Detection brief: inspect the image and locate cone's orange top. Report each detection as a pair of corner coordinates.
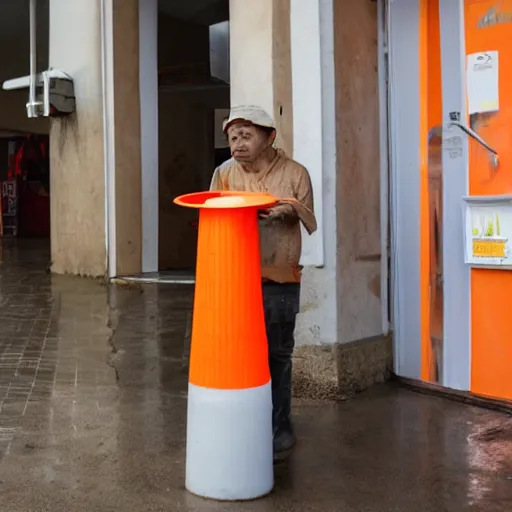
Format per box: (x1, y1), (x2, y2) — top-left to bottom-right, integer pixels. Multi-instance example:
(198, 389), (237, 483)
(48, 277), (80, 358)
(175, 190), (277, 390)
(174, 191), (276, 210)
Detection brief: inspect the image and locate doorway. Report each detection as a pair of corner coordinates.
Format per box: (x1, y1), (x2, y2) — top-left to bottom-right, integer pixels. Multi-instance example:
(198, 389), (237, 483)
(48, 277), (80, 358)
(122, 0), (230, 284)
(157, 9), (230, 275)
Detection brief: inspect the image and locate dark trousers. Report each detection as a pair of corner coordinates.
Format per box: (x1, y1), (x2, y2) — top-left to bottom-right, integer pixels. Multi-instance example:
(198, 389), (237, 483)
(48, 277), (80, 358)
(262, 282), (300, 435)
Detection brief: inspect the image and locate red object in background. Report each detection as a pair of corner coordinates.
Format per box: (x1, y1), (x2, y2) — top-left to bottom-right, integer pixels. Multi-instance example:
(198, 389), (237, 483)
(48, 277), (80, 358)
(5, 135), (51, 238)
(18, 184), (50, 238)
(8, 135), (47, 179)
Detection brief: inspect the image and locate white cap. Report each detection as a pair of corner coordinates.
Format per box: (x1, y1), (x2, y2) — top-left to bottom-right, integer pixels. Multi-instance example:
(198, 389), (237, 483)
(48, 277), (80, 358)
(222, 105), (276, 133)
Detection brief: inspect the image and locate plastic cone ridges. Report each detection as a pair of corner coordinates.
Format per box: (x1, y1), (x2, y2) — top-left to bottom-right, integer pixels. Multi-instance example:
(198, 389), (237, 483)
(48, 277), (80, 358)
(174, 191), (277, 501)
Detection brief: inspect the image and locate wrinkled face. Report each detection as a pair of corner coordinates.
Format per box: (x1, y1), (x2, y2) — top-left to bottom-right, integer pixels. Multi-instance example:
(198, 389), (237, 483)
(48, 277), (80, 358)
(226, 121), (275, 163)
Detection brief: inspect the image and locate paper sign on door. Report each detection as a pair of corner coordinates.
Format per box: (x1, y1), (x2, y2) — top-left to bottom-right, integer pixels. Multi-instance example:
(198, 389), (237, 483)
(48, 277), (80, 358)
(466, 51), (499, 115)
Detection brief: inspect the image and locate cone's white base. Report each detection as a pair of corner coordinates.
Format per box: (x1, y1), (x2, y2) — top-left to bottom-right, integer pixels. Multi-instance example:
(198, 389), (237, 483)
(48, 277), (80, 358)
(186, 381), (274, 501)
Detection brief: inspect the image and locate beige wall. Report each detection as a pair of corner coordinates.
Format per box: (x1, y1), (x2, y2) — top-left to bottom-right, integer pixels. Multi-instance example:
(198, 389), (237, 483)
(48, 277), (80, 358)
(272, 0), (293, 156)
(229, 0), (293, 154)
(113, 0), (142, 276)
(230, 0), (273, 113)
(334, 0), (382, 343)
(50, 0), (143, 277)
(49, 0), (106, 276)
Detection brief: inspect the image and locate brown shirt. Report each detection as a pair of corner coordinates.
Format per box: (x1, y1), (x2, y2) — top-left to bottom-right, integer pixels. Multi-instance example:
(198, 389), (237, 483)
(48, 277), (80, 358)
(210, 149), (317, 283)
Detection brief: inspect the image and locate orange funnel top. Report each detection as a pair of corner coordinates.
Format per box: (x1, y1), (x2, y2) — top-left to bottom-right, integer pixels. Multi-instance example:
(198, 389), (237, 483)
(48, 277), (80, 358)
(174, 191), (276, 210)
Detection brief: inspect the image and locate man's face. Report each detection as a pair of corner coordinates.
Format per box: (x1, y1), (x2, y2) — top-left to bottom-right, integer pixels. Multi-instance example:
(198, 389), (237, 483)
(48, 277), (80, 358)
(226, 122), (275, 163)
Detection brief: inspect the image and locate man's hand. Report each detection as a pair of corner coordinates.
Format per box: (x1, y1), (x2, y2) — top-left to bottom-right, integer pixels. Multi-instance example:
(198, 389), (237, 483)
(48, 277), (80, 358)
(258, 203), (298, 223)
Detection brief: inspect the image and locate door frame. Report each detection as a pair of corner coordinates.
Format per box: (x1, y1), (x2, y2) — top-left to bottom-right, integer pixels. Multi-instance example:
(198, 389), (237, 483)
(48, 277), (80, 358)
(439, 0), (471, 390)
(387, 0), (471, 389)
(388, 0), (424, 379)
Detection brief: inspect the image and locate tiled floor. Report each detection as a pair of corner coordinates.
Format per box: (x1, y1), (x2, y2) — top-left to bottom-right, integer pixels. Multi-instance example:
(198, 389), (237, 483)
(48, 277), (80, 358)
(0, 239), (511, 511)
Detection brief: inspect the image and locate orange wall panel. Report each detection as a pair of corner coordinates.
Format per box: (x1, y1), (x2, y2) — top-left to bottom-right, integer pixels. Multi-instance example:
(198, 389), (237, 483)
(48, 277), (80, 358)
(471, 269), (512, 400)
(427, 0), (442, 130)
(420, 0), (431, 381)
(465, 0), (512, 400)
(466, 0), (512, 196)
(421, 0), (443, 381)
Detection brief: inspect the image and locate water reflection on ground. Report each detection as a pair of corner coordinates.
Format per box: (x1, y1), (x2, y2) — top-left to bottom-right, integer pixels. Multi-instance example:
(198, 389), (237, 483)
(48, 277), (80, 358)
(0, 239), (511, 511)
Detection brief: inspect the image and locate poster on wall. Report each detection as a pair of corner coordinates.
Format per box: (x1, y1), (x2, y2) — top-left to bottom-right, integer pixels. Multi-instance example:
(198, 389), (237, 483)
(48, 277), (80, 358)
(466, 50), (499, 115)
(463, 196), (512, 266)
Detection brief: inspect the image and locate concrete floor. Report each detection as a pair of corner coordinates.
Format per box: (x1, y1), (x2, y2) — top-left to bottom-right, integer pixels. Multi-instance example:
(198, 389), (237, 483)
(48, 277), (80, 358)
(0, 240), (512, 511)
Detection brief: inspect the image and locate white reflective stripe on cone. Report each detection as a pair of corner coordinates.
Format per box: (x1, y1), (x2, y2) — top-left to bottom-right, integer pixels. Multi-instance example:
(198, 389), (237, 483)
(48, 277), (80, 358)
(186, 381), (274, 501)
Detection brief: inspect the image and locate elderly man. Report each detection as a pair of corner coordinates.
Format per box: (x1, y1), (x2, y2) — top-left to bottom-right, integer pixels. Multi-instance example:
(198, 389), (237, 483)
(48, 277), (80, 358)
(210, 105), (316, 460)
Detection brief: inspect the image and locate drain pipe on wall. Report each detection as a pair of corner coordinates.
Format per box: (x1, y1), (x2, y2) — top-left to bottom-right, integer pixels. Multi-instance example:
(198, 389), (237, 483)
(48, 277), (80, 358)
(100, 0), (117, 278)
(378, 0), (390, 336)
(27, 0), (38, 118)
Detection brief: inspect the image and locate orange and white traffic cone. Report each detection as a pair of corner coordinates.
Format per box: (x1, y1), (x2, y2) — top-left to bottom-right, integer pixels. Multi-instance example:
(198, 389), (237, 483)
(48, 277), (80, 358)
(174, 191), (276, 501)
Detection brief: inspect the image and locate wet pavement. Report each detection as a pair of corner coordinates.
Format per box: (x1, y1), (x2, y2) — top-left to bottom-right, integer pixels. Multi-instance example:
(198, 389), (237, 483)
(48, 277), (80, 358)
(0, 239), (511, 511)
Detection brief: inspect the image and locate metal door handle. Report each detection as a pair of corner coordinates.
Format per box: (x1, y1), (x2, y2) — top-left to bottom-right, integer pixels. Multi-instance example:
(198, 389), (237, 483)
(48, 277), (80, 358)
(449, 122), (499, 169)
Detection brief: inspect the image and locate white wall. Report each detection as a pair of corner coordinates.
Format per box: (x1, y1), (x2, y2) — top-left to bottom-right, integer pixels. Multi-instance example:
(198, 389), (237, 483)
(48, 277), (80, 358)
(291, 0), (337, 346)
(229, 0), (273, 114)
(50, 0), (103, 117)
